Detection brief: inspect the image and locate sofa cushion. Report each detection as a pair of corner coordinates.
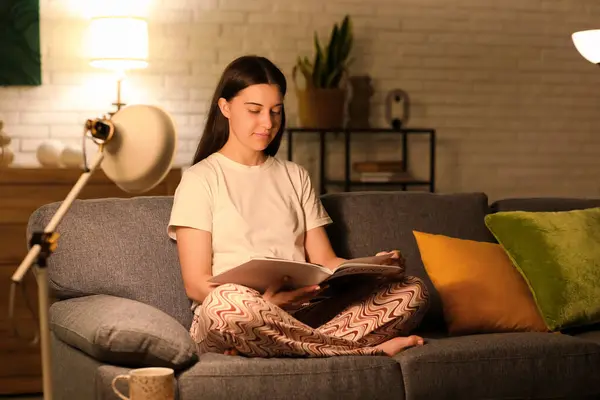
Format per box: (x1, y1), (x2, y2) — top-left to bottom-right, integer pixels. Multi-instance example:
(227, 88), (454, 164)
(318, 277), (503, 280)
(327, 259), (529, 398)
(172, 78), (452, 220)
(413, 231), (547, 335)
(396, 332), (600, 400)
(28, 196), (193, 329)
(50, 295), (198, 370)
(485, 208), (600, 331)
(177, 353), (403, 400)
(321, 192), (495, 332)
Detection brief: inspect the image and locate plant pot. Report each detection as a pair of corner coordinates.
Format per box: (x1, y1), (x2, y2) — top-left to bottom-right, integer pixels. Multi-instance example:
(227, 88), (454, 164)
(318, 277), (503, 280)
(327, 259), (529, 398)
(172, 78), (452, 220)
(296, 87), (346, 129)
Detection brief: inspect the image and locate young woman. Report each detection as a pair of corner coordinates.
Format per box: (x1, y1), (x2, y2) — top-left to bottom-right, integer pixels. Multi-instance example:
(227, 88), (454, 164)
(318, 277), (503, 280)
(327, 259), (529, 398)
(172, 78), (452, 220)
(168, 55), (429, 358)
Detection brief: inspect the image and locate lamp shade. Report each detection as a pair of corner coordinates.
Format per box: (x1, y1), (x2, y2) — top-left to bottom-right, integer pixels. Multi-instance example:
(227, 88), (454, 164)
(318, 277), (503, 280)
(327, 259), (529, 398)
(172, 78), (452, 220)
(102, 104), (177, 193)
(572, 30), (600, 64)
(89, 17), (149, 71)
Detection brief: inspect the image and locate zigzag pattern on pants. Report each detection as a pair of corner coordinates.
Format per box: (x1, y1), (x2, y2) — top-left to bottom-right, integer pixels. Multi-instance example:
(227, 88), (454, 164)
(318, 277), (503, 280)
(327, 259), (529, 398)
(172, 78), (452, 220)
(190, 276), (429, 358)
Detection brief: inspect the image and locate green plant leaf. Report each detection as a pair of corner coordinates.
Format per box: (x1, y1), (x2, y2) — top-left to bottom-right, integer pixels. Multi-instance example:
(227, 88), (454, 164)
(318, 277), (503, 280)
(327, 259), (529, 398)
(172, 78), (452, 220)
(294, 56), (313, 87)
(313, 49), (322, 86)
(327, 24), (339, 83)
(313, 32), (327, 87)
(338, 17), (349, 58)
(324, 64), (345, 88)
(339, 16), (353, 63)
(297, 15), (353, 89)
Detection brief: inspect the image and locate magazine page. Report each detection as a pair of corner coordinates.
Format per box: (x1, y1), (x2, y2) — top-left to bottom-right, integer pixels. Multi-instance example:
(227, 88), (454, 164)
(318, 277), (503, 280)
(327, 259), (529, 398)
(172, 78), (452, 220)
(326, 264), (401, 281)
(337, 252), (396, 269)
(208, 257), (332, 292)
(326, 253), (401, 280)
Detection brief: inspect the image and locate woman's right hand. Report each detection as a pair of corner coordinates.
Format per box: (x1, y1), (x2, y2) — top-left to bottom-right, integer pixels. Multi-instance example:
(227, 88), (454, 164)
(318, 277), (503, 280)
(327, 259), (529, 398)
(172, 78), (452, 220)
(263, 276), (321, 310)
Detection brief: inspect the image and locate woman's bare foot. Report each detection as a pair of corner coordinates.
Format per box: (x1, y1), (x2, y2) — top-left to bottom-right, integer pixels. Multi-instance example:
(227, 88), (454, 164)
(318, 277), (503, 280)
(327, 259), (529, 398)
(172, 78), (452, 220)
(223, 348), (239, 356)
(375, 335), (424, 356)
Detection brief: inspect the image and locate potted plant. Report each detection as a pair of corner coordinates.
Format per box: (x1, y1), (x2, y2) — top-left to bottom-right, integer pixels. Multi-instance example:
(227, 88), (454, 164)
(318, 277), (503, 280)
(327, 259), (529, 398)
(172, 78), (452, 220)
(293, 15), (353, 128)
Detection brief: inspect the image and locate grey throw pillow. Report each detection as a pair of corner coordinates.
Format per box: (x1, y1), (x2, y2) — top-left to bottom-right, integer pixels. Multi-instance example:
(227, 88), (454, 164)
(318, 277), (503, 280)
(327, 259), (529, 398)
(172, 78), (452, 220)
(50, 295), (198, 370)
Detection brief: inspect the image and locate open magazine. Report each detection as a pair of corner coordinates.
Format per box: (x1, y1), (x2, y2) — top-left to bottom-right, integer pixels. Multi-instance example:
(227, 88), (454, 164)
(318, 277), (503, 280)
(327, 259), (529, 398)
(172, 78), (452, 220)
(208, 253), (402, 293)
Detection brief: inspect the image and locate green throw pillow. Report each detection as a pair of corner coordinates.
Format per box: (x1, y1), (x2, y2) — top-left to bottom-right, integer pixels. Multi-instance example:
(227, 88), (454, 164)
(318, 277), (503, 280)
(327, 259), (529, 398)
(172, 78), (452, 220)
(484, 207), (600, 331)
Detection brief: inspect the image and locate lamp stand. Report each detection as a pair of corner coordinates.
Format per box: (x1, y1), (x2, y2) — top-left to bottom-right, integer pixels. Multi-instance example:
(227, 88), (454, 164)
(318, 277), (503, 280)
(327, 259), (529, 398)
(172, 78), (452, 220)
(111, 72), (127, 115)
(10, 118), (114, 400)
(113, 77), (126, 112)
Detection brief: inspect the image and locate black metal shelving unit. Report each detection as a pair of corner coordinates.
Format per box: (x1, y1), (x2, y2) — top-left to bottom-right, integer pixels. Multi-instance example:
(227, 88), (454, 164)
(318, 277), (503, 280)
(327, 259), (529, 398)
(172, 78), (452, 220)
(285, 127), (436, 195)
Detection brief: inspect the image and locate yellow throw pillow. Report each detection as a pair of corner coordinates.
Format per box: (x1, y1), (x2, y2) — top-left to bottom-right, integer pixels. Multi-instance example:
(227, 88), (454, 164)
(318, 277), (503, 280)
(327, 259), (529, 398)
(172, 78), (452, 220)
(413, 231), (548, 335)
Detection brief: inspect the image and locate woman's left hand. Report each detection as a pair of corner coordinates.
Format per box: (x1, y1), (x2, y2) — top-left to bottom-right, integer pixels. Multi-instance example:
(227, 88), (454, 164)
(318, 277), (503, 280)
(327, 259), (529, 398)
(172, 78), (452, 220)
(376, 250), (404, 266)
(375, 250), (406, 280)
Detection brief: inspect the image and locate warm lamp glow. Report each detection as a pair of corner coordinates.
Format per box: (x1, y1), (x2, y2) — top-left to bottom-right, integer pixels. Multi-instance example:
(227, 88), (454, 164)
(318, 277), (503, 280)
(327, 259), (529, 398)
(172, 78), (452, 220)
(572, 30), (600, 64)
(70, 0), (153, 19)
(89, 17), (149, 71)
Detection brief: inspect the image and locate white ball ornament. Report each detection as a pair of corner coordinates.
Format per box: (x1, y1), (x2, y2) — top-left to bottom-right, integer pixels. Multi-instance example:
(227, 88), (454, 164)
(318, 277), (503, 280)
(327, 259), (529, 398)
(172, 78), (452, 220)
(36, 140), (65, 167)
(60, 145), (84, 168)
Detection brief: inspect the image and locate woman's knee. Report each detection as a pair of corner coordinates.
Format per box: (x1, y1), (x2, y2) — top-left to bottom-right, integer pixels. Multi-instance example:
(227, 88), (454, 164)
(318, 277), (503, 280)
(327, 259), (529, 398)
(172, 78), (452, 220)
(201, 283), (264, 328)
(404, 277), (431, 316)
(204, 283), (260, 306)
(405, 275), (429, 295)
(387, 276), (430, 305)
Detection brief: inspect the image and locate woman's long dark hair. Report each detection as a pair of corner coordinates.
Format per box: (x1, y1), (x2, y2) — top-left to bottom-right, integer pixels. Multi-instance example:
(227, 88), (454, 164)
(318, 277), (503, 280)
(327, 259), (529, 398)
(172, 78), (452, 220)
(192, 55), (287, 165)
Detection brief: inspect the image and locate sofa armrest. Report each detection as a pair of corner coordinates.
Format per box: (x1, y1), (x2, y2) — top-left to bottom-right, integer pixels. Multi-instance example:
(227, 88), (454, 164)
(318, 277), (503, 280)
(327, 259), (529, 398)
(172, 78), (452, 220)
(50, 294), (198, 370)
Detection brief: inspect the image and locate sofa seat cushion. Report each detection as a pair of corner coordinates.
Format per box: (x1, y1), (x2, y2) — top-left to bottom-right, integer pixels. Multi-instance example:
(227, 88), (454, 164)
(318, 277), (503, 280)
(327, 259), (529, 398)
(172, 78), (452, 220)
(177, 353), (404, 400)
(396, 332), (600, 400)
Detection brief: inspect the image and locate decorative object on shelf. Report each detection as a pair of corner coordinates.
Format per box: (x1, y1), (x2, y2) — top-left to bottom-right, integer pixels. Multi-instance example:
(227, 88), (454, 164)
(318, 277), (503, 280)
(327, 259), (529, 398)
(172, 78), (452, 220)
(385, 89), (411, 130)
(293, 15), (353, 128)
(0, 120), (15, 167)
(88, 15), (149, 113)
(347, 75), (374, 129)
(572, 29), (600, 65)
(60, 144), (84, 169)
(0, 0), (41, 86)
(36, 140), (65, 167)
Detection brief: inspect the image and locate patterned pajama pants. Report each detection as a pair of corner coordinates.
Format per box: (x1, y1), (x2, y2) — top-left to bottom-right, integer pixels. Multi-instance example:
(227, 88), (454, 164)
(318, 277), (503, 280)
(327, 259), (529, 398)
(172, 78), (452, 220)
(190, 276), (429, 357)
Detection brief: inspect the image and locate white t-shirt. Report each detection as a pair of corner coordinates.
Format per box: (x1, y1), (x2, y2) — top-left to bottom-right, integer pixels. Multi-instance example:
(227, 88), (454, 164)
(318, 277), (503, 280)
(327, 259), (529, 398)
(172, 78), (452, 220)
(167, 152), (333, 277)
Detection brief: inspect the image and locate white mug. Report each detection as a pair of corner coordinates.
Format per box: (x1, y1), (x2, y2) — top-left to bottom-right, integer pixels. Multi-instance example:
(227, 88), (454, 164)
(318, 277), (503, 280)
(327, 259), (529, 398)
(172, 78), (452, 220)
(111, 367), (175, 400)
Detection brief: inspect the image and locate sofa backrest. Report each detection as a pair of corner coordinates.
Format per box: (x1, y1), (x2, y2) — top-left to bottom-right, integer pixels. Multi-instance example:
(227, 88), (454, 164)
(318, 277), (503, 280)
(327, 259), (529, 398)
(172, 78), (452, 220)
(321, 191), (495, 333)
(491, 197), (600, 213)
(29, 192), (499, 334)
(28, 196), (193, 329)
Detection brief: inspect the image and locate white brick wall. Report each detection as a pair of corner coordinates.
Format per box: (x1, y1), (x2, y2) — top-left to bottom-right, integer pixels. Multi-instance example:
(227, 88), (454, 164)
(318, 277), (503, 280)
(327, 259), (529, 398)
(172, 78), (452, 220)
(1, 0), (600, 200)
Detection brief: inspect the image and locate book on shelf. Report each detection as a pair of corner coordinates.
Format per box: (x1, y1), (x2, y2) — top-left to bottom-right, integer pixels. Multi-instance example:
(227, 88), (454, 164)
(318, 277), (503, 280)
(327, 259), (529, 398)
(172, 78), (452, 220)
(208, 253), (401, 293)
(353, 161), (405, 173)
(358, 171), (414, 182)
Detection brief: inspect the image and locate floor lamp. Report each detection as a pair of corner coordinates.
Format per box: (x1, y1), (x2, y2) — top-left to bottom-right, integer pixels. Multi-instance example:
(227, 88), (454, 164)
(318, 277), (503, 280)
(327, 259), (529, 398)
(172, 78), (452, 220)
(9, 104), (178, 400)
(572, 29), (600, 66)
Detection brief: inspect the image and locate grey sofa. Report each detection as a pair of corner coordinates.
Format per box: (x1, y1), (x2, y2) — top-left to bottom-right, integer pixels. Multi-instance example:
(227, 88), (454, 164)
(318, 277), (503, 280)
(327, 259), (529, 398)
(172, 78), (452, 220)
(28, 192), (600, 400)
